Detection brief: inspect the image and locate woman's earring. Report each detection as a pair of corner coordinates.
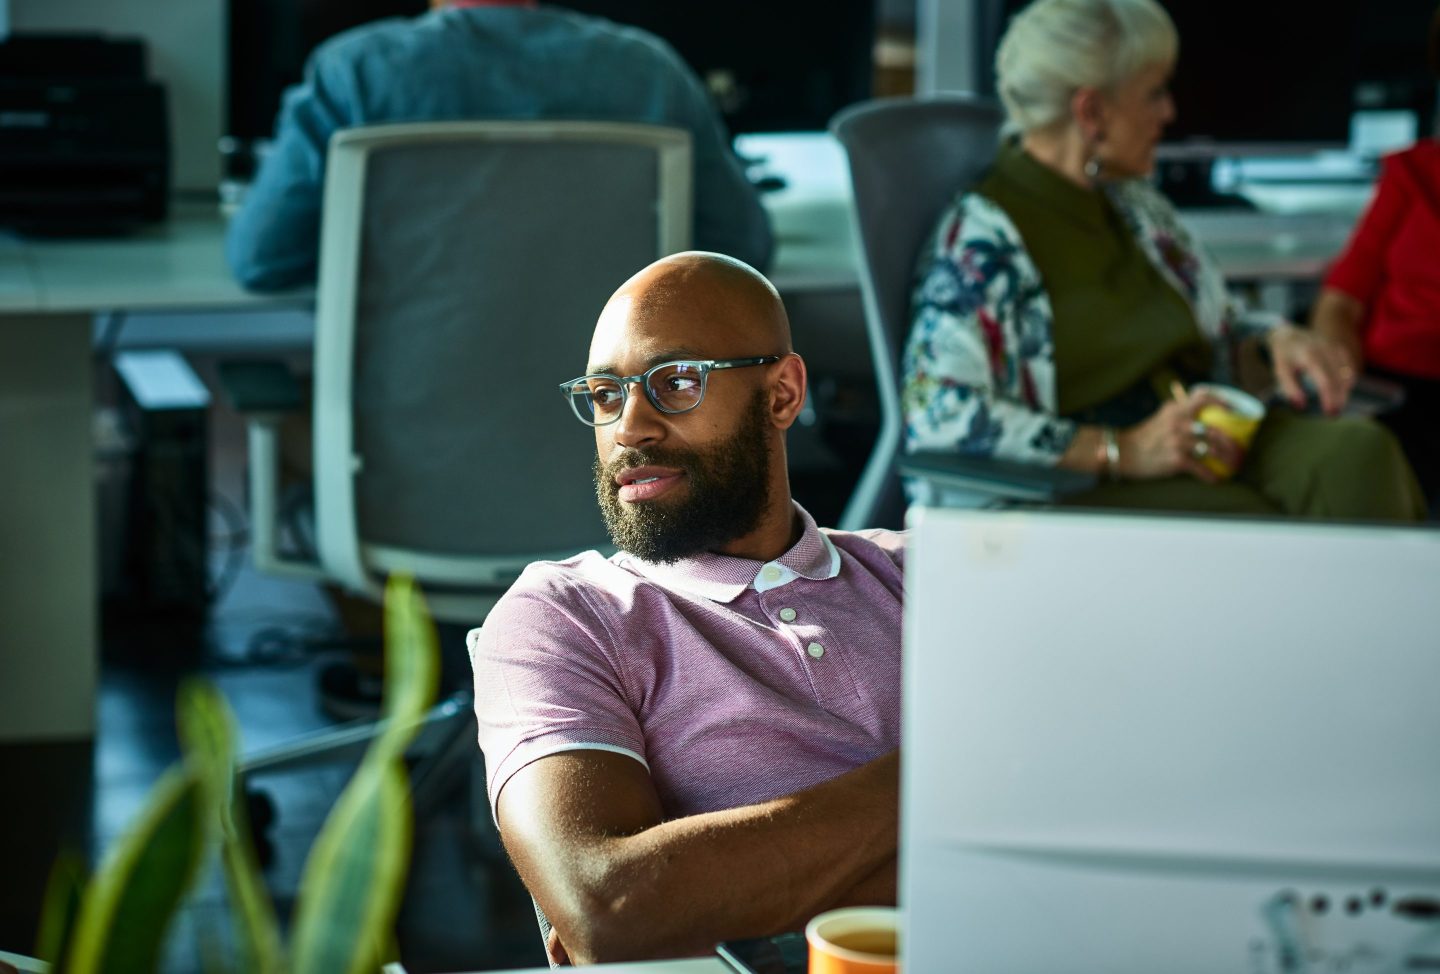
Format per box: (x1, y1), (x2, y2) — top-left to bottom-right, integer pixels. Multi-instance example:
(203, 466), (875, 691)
(1084, 133), (1105, 183)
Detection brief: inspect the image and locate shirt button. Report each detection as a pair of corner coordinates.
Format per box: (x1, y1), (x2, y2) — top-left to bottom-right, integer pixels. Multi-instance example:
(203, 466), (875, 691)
(762, 565), (782, 582)
(806, 642), (825, 659)
(779, 607), (797, 623)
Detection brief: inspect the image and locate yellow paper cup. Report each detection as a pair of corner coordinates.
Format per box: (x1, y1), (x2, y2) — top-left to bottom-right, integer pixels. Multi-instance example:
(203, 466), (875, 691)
(1192, 383), (1265, 479)
(806, 906), (901, 974)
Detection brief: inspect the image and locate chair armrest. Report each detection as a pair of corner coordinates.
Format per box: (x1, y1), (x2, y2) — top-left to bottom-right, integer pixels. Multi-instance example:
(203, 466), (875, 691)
(1346, 374), (1406, 417)
(246, 414), (325, 581)
(0, 949), (50, 973)
(218, 358), (322, 579)
(217, 359), (303, 414)
(900, 451), (1097, 504)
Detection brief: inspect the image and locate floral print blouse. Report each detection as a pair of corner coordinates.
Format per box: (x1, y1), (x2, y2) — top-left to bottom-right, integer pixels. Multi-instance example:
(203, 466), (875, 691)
(903, 176), (1279, 466)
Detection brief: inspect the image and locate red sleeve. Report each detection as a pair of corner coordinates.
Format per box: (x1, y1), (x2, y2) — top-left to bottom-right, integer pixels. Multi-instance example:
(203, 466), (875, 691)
(1323, 154), (1412, 308)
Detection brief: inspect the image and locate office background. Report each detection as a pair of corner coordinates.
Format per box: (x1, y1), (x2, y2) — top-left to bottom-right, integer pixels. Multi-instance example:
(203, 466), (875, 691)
(1, 0), (1436, 970)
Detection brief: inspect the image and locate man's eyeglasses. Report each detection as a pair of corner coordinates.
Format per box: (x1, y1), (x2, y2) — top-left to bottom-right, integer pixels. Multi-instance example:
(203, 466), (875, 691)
(559, 356), (781, 427)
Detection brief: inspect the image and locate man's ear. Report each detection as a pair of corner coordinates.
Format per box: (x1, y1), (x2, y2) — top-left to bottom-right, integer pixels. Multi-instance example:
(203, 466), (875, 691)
(769, 353), (808, 430)
(1070, 86), (1106, 142)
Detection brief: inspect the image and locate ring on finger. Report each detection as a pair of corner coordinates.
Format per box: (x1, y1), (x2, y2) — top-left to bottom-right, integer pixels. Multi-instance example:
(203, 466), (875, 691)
(1190, 420), (1208, 438)
(1191, 440), (1210, 460)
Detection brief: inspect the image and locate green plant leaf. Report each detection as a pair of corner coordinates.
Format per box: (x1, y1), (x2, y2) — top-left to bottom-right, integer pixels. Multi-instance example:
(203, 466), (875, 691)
(176, 680), (283, 974)
(289, 575), (439, 974)
(66, 768), (207, 974)
(217, 789), (286, 974)
(288, 761), (414, 974)
(176, 681), (235, 838)
(377, 573), (440, 754)
(35, 850), (86, 968)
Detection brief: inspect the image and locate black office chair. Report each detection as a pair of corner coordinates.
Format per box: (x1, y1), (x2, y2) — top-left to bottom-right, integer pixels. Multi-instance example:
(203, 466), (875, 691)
(229, 120), (693, 860)
(831, 96), (1095, 531)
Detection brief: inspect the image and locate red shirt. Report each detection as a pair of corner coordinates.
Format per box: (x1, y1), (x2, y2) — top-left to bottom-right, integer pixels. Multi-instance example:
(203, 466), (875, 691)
(1324, 140), (1440, 379)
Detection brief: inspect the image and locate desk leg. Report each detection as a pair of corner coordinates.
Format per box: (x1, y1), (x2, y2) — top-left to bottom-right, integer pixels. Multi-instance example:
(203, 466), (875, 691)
(0, 313), (96, 741)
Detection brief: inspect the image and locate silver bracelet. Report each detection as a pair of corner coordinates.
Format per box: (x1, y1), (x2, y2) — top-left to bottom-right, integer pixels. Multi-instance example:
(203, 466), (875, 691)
(1102, 427), (1121, 481)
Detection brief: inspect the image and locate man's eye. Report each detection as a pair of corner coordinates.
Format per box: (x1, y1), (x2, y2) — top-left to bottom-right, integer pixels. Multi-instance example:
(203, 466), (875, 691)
(666, 376), (700, 393)
(590, 385), (623, 405)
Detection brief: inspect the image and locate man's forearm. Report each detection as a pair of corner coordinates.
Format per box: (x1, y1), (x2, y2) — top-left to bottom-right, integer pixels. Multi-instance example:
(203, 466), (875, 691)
(557, 751), (899, 963)
(827, 853), (898, 911)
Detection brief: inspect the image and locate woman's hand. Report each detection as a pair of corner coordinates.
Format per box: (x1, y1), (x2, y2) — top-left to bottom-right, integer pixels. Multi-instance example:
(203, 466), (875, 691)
(1117, 389), (1244, 482)
(1267, 322), (1356, 416)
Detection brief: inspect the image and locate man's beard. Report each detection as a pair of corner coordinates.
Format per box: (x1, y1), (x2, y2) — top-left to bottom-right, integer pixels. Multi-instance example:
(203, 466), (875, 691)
(594, 392), (773, 564)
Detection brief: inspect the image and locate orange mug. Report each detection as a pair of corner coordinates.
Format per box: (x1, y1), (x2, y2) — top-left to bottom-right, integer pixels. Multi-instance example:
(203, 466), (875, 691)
(806, 907), (901, 974)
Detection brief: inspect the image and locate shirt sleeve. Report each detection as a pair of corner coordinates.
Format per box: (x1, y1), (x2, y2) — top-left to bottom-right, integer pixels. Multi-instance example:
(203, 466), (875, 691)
(902, 201), (1078, 466)
(224, 50), (352, 292)
(469, 574), (647, 815)
(1324, 155), (1409, 310)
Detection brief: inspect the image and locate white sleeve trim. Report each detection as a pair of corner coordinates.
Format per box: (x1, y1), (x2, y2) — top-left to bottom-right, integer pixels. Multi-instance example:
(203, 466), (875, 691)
(523, 740), (650, 771)
(488, 741), (651, 823)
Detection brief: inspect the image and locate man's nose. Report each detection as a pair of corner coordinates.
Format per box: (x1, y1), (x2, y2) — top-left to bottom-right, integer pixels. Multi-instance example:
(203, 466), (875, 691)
(610, 382), (665, 448)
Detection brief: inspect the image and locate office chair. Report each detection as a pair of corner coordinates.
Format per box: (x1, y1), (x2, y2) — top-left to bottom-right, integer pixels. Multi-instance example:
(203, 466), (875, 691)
(830, 96), (1095, 531)
(232, 120), (692, 838)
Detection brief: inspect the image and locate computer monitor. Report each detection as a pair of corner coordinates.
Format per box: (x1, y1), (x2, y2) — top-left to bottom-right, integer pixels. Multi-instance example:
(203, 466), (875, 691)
(556, 1), (876, 134)
(225, 0), (876, 158)
(226, 0), (427, 151)
(901, 507), (1440, 974)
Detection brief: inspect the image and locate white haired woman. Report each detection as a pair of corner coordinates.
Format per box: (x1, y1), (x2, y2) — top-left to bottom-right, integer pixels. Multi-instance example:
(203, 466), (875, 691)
(903, 0), (1424, 519)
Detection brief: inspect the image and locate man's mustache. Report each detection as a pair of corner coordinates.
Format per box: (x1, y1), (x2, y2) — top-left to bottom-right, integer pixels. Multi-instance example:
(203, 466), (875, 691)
(598, 448), (693, 484)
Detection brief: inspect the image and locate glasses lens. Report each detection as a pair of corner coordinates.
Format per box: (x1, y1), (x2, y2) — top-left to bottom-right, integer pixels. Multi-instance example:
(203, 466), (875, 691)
(647, 362), (706, 413)
(567, 376), (624, 425)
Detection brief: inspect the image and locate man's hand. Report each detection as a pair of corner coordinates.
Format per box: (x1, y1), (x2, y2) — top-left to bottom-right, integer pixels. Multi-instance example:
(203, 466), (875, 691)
(497, 749), (900, 965)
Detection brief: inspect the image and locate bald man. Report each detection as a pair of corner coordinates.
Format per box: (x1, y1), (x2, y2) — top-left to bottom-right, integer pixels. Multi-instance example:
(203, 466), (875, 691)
(469, 253), (904, 964)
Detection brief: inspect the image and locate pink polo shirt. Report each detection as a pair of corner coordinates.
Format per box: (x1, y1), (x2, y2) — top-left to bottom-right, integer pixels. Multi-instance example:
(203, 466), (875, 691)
(469, 505), (905, 819)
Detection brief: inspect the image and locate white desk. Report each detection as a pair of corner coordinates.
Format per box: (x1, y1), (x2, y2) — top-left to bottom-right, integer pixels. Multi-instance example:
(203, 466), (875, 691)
(446, 959), (726, 974)
(0, 207), (303, 742)
(1177, 207), (1365, 282)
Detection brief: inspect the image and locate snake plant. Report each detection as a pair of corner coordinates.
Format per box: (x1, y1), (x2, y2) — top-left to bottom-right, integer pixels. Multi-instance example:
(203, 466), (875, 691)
(37, 574), (439, 974)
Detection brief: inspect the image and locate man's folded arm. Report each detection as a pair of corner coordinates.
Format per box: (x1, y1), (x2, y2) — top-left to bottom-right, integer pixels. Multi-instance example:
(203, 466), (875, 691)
(496, 747), (899, 965)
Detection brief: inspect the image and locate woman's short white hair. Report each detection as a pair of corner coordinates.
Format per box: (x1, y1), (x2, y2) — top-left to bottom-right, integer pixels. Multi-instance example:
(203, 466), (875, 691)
(995, 0), (1178, 135)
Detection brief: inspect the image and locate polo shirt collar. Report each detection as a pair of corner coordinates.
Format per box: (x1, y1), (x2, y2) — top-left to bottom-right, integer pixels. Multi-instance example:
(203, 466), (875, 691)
(622, 503), (841, 603)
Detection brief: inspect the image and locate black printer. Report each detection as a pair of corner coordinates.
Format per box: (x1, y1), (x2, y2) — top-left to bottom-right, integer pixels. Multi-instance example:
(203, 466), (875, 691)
(0, 34), (170, 236)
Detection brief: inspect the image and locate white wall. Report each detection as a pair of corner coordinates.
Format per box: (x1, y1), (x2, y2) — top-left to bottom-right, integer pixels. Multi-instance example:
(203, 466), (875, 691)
(9, 0), (223, 191)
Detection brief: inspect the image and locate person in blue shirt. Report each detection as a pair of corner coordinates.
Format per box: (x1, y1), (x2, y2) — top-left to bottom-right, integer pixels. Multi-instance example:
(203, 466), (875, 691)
(226, 0), (774, 291)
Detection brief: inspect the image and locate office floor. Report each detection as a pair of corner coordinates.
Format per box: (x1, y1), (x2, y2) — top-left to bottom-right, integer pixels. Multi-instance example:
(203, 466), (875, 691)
(87, 353), (548, 973)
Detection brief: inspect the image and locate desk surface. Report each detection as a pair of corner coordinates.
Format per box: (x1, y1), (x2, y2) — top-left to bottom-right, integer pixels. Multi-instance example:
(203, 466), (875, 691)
(0, 207), (306, 316)
(0, 135), (1374, 320)
(454, 959), (726, 974)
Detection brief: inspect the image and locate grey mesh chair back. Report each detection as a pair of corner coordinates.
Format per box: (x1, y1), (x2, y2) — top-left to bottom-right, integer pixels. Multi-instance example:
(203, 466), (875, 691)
(831, 96), (1004, 530)
(311, 121), (692, 620)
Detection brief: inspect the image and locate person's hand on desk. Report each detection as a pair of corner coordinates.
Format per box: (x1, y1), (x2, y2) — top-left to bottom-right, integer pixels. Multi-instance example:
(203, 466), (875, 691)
(1266, 322), (1356, 416)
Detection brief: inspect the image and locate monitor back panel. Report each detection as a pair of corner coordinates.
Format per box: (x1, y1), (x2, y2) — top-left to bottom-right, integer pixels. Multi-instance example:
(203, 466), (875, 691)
(901, 508), (1440, 974)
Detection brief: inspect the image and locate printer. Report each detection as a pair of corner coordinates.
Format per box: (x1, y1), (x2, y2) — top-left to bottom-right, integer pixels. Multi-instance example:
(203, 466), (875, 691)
(0, 33), (169, 235)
